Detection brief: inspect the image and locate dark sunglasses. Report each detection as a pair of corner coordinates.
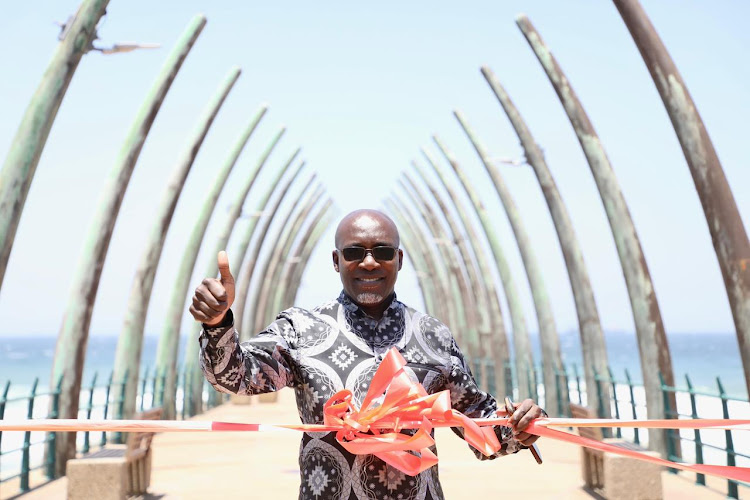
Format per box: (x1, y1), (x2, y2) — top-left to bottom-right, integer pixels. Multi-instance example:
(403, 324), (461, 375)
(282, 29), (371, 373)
(339, 246), (397, 262)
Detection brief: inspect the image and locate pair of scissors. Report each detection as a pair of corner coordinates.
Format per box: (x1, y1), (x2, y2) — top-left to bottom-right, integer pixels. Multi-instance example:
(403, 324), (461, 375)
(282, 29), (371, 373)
(504, 396), (543, 464)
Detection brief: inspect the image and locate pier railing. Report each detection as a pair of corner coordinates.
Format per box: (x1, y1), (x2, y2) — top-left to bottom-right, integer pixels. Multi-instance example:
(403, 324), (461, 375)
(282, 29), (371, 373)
(0, 365), (223, 495)
(547, 362), (749, 500)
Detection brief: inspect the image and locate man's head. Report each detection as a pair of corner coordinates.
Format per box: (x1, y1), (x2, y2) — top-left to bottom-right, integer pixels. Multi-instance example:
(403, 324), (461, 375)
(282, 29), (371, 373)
(332, 209), (403, 318)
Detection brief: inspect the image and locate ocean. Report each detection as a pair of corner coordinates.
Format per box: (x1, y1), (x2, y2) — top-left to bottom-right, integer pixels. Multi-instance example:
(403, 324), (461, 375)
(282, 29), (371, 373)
(0, 330), (746, 399)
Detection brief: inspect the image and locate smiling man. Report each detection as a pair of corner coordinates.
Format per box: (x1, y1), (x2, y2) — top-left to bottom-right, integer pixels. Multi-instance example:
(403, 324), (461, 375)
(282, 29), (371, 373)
(191, 209), (543, 500)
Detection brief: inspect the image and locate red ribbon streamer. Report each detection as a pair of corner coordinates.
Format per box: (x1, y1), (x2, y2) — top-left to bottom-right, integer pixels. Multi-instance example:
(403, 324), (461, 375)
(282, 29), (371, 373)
(319, 346), (501, 474)
(313, 347), (750, 481)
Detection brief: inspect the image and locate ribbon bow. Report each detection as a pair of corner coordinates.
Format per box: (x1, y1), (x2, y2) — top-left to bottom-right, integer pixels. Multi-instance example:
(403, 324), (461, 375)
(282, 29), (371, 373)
(322, 347), (503, 475)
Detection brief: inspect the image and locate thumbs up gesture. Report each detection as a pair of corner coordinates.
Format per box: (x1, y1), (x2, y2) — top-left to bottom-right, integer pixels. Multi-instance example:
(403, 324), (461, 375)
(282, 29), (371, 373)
(189, 251), (236, 326)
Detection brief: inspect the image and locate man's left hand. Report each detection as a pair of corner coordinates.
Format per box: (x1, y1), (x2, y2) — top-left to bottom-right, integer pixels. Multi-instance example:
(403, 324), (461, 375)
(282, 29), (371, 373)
(508, 399), (544, 447)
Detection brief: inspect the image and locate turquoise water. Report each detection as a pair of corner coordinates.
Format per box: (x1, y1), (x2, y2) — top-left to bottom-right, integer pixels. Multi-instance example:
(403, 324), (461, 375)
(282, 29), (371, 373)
(532, 330), (747, 398)
(0, 330), (746, 399)
(0, 336), (167, 397)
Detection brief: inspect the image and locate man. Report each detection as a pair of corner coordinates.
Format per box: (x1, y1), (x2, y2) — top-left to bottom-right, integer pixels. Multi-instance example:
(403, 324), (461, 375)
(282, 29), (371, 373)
(190, 209), (543, 500)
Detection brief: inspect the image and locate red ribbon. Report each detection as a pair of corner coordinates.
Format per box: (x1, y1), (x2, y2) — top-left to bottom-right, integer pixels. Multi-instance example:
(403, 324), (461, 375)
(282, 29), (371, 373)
(318, 347), (750, 482)
(321, 347), (502, 475)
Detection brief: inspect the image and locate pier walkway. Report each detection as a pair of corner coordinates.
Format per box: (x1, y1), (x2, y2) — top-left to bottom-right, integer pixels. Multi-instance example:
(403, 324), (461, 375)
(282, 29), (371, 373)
(11, 388), (726, 499)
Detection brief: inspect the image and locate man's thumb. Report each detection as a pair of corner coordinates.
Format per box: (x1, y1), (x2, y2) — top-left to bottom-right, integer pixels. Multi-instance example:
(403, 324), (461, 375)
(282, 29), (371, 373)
(217, 251), (234, 282)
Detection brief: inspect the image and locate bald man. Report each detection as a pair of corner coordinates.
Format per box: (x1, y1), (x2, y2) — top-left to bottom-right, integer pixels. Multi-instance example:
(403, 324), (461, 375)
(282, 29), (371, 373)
(191, 209), (543, 500)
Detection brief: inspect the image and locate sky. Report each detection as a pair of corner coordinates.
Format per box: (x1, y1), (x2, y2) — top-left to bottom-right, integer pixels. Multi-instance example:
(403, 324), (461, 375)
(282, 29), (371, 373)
(0, 0), (748, 356)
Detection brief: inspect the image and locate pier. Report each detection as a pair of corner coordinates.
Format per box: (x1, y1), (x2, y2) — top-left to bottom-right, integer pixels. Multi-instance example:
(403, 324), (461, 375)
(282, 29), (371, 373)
(6, 389), (726, 499)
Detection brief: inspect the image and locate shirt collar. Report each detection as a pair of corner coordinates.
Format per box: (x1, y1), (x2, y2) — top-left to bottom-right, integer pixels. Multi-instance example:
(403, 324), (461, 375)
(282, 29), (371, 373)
(337, 290), (400, 319)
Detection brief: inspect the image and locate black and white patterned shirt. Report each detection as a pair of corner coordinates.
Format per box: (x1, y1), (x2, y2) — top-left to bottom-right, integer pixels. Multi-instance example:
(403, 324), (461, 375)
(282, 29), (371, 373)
(199, 292), (523, 500)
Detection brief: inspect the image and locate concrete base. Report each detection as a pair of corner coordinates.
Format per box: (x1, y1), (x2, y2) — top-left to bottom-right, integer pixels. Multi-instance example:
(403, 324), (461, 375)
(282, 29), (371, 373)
(230, 394), (253, 405)
(601, 439), (663, 500)
(67, 456), (127, 500)
(258, 392), (279, 403)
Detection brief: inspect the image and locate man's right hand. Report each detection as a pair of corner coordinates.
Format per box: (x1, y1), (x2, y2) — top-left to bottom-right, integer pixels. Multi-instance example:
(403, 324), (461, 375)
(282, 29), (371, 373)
(189, 251), (235, 326)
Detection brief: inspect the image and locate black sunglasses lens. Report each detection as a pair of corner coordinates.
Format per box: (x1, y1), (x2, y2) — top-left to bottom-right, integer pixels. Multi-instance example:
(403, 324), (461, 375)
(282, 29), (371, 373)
(341, 247), (396, 261)
(342, 247), (365, 261)
(372, 247), (396, 260)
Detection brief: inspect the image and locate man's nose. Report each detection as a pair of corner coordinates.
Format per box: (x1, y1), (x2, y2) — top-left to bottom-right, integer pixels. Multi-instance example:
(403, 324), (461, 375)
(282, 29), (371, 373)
(359, 252), (380, 270)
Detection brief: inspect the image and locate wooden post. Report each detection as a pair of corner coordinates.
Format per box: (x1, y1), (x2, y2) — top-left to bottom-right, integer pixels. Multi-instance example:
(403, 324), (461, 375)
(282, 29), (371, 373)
(280, 203), (337, 309)
(385, 198), (457, 336)
(468, 68), (610, 416)
(0, 0), (110, 292)
(411, 161), (489, 388)
(154, 104), (267, 420)
(183, 128), (290, 416)
(418, 148), (512, 400)
(613, 0), (750, 399)
(230, 152), (304, 334)
(436, 125), (565, 411)
(517, 14), (675, 455)
(51, 15), (206, 474)
(267, 186), (328, 314)
(114, 67), (241, 419)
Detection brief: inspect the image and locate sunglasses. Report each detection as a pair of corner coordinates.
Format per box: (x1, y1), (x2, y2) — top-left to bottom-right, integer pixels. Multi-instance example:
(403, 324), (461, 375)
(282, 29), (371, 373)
(339, 246), (398, 262)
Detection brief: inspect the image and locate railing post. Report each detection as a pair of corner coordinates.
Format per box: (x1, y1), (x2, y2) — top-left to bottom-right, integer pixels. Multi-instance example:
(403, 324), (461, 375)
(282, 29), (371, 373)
(684, 375), (705, 486)
(182, 369), (190, 419)
(82, 372), (98, 454)
(20, 378), (39, 492)
(102, 371), (113, 446)
(0, 380), (9, 450)
(486, 359), (496, 395)
(572, 364), (582, 405)
(45, 376), (62, 479)
(151, 367), (159, 410)
(659, 372), (678, 468)
(717, 377), (738, 499)
(593, 367), (604, 416)
(625, 369), (639, 445)
(162, 368), (169, 410)
(593, 367), (611, 438)
(526, 363), (535, 403)
(562, 364), (571, 416)
(554, 364), (563, 417)
(140, 366), (149, 412)
(608, 367), (622, 438)
(114, 369), (128, 444)
(504, 360), (514, 399)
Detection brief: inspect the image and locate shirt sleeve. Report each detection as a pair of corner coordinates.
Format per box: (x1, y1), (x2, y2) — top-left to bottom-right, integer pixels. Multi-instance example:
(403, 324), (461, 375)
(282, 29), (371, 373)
(441, 336), (526, 460)
(198, 308), (301, 395)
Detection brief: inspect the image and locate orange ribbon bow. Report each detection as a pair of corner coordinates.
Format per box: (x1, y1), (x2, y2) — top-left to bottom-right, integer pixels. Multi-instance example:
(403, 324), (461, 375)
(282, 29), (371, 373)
(322, 347), (503, 475)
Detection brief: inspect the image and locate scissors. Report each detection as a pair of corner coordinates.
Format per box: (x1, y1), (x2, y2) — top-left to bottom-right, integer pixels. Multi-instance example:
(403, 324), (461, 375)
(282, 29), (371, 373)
(504, 396), (543, 464)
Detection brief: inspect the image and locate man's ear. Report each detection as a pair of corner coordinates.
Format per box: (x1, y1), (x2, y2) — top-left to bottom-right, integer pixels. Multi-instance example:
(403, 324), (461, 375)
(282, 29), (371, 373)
(397, 248), (403, 271)
(332, 249), (340, 272)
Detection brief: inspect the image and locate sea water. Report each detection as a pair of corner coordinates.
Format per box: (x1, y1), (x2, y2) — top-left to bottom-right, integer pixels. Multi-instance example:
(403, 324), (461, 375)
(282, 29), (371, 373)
(0, 336), (184, 482)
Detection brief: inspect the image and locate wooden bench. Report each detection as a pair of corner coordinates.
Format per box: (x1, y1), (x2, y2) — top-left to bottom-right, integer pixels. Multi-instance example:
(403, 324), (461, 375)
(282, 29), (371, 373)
(570, 403), (663, 499)
(67, 407), (162, 500)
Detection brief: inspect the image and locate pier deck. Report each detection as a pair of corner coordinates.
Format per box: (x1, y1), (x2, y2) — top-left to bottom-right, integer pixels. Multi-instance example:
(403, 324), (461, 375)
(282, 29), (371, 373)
(7, 388), (726, 499)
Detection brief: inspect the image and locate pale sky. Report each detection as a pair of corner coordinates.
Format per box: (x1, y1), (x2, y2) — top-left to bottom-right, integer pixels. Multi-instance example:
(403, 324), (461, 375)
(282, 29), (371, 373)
(0, 1), (748, 351)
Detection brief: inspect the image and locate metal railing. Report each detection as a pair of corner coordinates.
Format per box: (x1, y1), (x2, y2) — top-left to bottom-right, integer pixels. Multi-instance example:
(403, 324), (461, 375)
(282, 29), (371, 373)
(0, 364), (225, 496)
(659, 374), (749, 499)
(551, 362), (748, 500)
(0, 377), (61, 491)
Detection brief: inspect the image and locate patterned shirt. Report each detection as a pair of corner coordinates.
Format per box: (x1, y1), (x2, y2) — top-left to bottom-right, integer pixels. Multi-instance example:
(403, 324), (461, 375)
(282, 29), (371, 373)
(199, 292), (523, 500)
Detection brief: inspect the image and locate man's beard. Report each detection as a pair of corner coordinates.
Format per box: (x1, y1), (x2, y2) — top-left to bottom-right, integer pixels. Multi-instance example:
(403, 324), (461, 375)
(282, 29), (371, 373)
(356, 292), (384, 305)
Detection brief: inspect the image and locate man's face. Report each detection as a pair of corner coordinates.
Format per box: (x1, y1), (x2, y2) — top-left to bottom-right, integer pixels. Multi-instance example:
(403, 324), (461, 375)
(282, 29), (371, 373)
(332, 214), (403, 315)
